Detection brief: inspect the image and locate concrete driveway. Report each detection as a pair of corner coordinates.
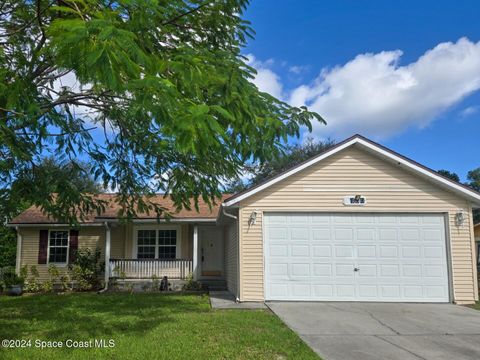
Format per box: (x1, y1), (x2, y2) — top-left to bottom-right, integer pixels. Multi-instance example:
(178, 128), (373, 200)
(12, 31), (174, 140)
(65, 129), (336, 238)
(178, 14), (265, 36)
(268, 302), (480, 360)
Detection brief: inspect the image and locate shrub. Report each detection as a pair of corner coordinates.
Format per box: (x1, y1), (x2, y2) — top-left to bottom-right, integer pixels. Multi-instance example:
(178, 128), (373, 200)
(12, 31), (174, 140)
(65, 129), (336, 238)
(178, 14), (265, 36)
(182, 273), (203, 291)
(68, 247), (102, 291)
(1, 267), (23, 288)
(59, 275), (69, 291)
(24, 266), (41, 293)
(151, 274), (160, 292)
(42, 280), (53, 293)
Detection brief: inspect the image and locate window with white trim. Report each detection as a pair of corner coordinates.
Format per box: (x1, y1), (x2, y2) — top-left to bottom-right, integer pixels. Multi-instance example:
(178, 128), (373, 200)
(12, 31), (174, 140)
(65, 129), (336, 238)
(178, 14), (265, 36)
(136, 229), (178, 259)
(137, 230), (156, 259)
(158, 230), (177, 259)
(49, 230), (69, 263)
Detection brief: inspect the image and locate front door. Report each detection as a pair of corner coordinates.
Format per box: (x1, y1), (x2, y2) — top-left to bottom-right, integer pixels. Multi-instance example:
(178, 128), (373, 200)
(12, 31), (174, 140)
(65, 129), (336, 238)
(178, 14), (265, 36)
(200, 227), (224, 278)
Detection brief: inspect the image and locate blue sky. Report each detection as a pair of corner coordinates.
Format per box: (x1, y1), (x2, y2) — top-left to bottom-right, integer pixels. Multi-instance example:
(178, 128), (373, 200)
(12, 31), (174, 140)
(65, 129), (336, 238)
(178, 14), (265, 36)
(243, 0), (480, 181)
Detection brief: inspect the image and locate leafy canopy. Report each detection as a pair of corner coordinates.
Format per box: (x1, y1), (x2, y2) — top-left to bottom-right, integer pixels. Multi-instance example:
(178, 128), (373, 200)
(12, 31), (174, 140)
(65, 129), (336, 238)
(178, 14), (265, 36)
(437, 168), (480, 224)
(0, 0), (324, 222)
(224, 138), (336, 193)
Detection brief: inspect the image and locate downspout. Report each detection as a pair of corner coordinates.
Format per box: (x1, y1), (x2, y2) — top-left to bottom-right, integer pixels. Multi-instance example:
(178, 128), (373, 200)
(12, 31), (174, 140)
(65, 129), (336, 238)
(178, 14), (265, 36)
(222, 207), (240, 302)
(15, 226), (22, 275)
(98, 222), (111, 293)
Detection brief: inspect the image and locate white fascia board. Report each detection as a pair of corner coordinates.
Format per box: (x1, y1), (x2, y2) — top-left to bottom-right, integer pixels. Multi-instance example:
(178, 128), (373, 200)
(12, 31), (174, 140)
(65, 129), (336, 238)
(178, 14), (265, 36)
(6, 223), (105, 228)
(223, 136), (480, 207)
(129, 218), (216, 223)
(223, 138), (358, 206)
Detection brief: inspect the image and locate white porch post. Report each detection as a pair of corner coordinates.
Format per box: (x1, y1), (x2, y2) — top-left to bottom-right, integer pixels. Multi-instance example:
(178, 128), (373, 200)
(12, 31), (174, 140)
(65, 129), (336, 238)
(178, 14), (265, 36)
(15, 227), (22, 275)
(193, 224), (198, 280)
(104, 222), (111, 287)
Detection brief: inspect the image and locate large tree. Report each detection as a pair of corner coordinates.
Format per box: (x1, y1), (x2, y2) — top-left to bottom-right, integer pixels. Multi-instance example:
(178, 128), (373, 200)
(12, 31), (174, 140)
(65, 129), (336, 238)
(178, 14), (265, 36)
(437, 169), (460, 182)
(0, 0), (323, 222)
(224, 138), (336, 193)
(466, 168), (480, 224)
(437, 168), (480, 224)
(0, 157), (101, 267)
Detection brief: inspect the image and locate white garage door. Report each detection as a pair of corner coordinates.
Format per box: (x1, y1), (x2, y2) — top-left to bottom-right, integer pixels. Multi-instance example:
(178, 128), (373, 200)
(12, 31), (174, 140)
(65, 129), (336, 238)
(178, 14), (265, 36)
(264, 213), (449, 302)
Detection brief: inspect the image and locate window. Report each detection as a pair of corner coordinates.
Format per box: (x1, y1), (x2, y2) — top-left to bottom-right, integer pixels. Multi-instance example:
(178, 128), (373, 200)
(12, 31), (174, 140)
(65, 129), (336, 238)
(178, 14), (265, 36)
(158, 230), (177, 259)
(136, 228), (178, 259)
(49, 230), (69, 263)
(137, 230), (156, 259)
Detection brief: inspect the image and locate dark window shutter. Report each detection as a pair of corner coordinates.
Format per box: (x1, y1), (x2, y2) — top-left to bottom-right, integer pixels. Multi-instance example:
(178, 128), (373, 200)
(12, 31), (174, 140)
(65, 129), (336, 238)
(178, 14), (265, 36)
(38, 229), (49, 264)
(69, 229), (79, 264)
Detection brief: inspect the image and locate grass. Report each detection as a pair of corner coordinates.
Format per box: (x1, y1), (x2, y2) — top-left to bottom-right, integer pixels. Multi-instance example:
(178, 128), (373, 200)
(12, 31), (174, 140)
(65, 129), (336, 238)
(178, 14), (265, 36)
(0, 293), (319, 359)
(471, 302), (480, 310)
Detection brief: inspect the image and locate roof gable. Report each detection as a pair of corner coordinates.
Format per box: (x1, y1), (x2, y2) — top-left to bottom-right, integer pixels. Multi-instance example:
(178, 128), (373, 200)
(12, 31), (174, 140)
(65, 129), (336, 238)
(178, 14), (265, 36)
(224, 135), (480, 207)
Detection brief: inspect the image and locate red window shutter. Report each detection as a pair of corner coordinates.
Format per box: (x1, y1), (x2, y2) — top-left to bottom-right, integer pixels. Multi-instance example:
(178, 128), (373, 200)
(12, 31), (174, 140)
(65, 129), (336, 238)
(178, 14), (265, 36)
(69, 229), (79, 264)
(38, 229), (49, 264)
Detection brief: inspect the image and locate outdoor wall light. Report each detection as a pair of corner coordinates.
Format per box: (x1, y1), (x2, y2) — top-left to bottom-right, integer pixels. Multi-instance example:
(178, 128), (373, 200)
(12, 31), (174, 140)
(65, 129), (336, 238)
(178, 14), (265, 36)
(248, 210), (258, 226)
(455, 210), (465, 226)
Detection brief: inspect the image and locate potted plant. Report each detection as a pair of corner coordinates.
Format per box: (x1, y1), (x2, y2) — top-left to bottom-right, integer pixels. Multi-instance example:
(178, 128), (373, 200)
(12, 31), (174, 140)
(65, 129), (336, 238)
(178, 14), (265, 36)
(3, 270), (24, 296)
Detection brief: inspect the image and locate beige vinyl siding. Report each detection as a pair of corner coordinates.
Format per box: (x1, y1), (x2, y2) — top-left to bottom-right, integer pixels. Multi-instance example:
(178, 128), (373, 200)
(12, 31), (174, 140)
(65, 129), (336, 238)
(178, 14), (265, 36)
(18, 226), (105, 281)
(224, 220), (238, 296)
(110, 224), (126, 258)
(238, 146), (478, 304)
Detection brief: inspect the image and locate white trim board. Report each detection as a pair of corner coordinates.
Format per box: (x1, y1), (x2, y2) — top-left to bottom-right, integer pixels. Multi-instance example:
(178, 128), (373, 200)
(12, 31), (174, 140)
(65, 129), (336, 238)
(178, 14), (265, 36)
(223, 135), (480, 207)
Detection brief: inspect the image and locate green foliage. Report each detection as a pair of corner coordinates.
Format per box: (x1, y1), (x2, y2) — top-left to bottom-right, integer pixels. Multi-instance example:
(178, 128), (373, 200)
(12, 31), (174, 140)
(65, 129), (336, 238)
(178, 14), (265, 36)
(467, 168), (480, 192)
(42, 280), (54, 293)
(47, 264), (60, 283)
(24, 265), (41, 293)
(182, 272), (203, 291)
(437, 169), (460, 182)
(0, 227), (17, 268)
(224, 138), (336, 192)
(0, 0), (323, 224)
(68, 247), (103, 291)
(151, 274), (160, 292)
(467, 168), (480, 224)
(1, 267), (23, 288)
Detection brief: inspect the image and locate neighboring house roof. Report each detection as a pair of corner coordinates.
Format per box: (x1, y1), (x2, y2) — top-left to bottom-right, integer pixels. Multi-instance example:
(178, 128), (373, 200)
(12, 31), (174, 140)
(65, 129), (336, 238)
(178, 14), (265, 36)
(223, 134), (480, 207)
(9, 194), (230, 224)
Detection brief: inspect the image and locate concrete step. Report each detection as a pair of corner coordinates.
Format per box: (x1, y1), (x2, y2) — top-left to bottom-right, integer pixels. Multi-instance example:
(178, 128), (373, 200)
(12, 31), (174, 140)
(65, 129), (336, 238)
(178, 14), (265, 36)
(201, 279), (227, 291)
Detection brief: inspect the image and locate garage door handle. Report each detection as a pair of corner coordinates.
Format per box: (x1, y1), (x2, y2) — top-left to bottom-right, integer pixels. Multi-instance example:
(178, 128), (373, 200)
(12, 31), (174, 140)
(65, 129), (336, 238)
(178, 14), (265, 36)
(354, 268), (360, 272)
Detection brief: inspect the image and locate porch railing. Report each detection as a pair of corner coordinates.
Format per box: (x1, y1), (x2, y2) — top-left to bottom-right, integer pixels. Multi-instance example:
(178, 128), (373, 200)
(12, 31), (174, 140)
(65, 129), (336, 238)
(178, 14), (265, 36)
(109, 259), (193, 279)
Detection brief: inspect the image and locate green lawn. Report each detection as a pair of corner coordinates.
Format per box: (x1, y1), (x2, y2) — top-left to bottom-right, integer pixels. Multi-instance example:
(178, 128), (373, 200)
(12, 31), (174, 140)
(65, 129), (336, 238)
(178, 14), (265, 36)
(0, 293), (319, 359)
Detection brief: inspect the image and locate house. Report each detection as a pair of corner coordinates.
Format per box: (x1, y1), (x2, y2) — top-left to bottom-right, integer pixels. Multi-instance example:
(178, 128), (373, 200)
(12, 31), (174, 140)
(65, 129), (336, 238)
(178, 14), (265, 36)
(9, 135), (480, 304)
(475, 223), (480, 267)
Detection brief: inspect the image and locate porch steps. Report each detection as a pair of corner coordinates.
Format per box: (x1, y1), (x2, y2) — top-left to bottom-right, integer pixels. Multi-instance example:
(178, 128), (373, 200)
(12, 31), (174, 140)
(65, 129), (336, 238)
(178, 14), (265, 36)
(201, 279), (227, 291)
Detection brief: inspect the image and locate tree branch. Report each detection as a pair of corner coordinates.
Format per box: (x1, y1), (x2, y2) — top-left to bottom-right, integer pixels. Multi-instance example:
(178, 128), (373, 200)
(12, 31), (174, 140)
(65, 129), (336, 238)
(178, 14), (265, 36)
(161, 0), (214, 26)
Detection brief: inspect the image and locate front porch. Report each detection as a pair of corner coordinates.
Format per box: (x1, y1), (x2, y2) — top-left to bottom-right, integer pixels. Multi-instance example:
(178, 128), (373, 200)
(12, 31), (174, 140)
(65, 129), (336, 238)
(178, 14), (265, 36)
(103, 222), (227, 283)
(109, 259), (193, 279)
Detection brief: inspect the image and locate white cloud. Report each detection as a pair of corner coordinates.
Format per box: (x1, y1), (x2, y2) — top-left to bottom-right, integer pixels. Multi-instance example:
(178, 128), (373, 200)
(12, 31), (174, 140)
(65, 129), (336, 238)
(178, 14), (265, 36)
(459, 106), (478, 118)
(246, 54), (284, 100)
(289, 65), (308, 75)
(289, 38), (480, 139)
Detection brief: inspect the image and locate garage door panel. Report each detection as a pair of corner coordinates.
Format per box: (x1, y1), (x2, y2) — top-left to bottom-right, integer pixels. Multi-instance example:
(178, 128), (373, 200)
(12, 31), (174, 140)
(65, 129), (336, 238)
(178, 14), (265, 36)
(311, 228), (331, 241)
(312, 245), (332, 257)
(264, 213), (449, 302)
